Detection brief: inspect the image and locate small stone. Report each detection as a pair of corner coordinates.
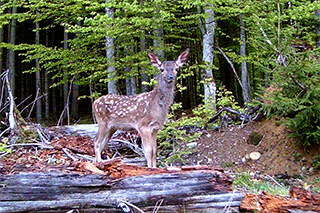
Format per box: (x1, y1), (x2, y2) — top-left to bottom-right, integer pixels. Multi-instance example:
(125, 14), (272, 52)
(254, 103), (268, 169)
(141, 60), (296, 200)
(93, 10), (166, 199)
(206, 134), (212, 138)
(241, 157), (246, 163)
(249, 152), (261, 161)
(186, 142), (197, 148)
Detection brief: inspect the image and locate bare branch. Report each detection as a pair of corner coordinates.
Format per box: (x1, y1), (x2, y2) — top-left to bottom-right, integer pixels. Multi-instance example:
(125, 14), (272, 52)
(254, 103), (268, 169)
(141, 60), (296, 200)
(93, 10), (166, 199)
(215, 46), (250, 101)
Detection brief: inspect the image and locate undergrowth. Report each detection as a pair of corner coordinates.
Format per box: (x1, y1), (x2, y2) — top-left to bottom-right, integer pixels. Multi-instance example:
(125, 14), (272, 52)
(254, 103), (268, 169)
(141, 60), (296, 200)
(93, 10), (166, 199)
(233, 172), (289, 195)
(157, 86), (241, 166)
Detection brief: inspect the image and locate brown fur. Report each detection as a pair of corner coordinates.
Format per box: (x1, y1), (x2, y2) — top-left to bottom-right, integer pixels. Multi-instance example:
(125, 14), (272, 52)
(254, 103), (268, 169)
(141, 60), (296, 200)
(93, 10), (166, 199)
(93, 49), (189, 167)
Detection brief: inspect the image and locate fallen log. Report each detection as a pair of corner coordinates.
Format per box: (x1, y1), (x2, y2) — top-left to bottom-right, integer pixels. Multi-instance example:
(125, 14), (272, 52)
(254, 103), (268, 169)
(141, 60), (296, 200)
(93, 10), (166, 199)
(240, 185), (320, 213)
(0, 162), (244, 212)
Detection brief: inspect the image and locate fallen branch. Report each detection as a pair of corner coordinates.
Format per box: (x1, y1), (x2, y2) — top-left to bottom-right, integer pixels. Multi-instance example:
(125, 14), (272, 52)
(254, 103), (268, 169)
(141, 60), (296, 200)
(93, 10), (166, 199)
(205, 107), (254, 129)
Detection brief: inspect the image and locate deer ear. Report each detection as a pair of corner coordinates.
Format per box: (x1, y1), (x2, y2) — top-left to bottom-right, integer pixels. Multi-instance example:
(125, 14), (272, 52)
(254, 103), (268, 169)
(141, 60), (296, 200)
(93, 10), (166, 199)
(148, 51), (162, 68)
(175, 48), (189, 67)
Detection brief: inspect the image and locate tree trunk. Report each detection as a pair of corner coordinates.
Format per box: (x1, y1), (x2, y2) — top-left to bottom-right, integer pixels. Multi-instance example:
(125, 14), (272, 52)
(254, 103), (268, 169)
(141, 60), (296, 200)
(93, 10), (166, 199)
(45, 30), (50, 120)
(8, 6), (16, 96)
(316, 9), (320, 48)
(106, 0), (117, 95)
(35, 10), (42, 123)
(0, 1), (3, 74)
(126, 74), (136, 96)
(71, 75), (79, 119)
(0, 165), (244, 212)
(0, 1), (3, 94)
(63, 25), (69, 124)
(140, 29), (149, 92)
(200, 5), (216, 105)
(153, 2), (165, 82)
(239, 13), (251, 103)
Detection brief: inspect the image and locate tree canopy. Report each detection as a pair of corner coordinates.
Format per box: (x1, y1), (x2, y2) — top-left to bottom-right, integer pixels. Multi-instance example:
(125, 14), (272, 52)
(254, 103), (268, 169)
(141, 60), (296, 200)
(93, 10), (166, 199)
(0, 0), (319, 146)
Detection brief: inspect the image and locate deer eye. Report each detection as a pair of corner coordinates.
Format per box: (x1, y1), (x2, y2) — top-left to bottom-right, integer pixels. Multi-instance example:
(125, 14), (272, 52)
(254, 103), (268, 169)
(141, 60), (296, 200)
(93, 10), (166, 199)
(160, 68), (165, 72)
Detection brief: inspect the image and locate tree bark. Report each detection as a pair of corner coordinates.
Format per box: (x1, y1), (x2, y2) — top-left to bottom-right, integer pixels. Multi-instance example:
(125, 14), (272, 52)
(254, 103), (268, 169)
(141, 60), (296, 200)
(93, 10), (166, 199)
(200, 4), (216, 105)
(139, 23), (149, 92)
(106, 0), (117, 95)
(239, 13), (251, 103)
(35, 9), (42, 123)
(241, 186), (320, 212)
(8, 6), (16, 96)
(45, 30), (50, 120)
(0, 1), (3, 74)
(63, 25), (69, 124)
(0, 165), (244, 212)
(316, 9), (320, 48)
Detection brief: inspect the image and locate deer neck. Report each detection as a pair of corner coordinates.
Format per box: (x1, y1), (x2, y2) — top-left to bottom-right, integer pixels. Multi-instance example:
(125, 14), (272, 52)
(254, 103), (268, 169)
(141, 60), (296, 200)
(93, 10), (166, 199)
(154, 76), (175, 114)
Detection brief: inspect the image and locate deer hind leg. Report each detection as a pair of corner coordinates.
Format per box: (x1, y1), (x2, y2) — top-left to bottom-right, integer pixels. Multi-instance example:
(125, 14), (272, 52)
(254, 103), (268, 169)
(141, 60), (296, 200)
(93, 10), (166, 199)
(95, 122), (115, 162)
(151, 130), (159, 168)
(139, 127), (157, 168)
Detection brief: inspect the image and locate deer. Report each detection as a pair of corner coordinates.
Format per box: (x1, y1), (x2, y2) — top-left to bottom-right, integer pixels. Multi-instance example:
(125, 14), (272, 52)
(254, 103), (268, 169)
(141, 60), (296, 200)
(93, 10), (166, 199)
(93, 48), (189, 167)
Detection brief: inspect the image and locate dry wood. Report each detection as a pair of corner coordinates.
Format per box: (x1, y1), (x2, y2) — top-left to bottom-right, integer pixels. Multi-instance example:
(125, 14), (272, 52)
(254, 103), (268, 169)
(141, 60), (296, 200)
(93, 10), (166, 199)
(0, 161), (244, 212)
(240, 186), (320, 213)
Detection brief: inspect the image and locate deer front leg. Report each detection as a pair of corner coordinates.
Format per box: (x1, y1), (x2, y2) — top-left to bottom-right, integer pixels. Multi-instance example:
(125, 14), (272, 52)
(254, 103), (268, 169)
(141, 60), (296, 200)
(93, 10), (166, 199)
(139, 127), (157, 167)
(95, 123), (114, 162)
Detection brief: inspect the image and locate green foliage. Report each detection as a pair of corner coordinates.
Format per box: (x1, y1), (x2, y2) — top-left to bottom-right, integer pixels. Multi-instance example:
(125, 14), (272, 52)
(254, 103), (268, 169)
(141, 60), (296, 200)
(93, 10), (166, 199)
(158, 103), (201, 166)
(312, 155), (320, 171)
(233, 172), (289, 195)
(216, 85), (241, 110)
(0, 141), (12, 156)
(260, 46), (320, 147)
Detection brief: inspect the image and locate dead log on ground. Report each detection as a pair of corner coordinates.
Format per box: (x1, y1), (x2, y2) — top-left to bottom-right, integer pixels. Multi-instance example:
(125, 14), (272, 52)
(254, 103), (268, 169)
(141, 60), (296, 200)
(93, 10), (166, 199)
(240, 185), (320, 212)
(0, 161), (244, 212)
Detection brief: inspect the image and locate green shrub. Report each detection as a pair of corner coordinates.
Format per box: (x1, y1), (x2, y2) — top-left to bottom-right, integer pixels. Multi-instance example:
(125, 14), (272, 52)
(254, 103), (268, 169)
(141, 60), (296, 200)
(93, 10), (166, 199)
(260, 46), (320, 148)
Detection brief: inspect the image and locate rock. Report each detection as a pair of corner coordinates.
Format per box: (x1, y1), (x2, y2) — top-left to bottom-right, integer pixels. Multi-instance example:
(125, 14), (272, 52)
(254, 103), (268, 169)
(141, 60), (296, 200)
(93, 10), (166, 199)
(186, 142), (197, 148)
(249, 152), (261, 161)
(247, 131), (263, 145)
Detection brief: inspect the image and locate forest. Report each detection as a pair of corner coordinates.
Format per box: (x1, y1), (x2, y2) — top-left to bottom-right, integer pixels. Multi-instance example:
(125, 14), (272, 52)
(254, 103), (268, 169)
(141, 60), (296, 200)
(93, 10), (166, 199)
(0, 0), (319, 142)
(1, 0), (320, 212)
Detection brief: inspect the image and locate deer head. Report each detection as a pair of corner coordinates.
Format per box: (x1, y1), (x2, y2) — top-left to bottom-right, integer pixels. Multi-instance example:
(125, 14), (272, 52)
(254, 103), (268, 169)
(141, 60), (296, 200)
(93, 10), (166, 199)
(94, 48), (189, 167)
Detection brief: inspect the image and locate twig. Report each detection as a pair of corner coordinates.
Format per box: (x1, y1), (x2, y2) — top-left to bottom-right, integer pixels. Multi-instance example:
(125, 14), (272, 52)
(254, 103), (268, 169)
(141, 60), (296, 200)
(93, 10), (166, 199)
(62, 148), (79, 161)
(6, 142), (53, 149)
(110, 138), (144, 156)
(74, 153), (95, 162)
(0, 127), (10, 138)
(20, 93), (47, 114)
(57, 76), (75, 126)
(35, 125), (51, 144)
(153, 199), (164, 213)
(215, 46), (250, 101)
(266, 174), (284, 188)
(27, 87), (40, 120)
(4, 70), (17, 132)
(16, 94), (32, 108)
(118, 200), (145, 213)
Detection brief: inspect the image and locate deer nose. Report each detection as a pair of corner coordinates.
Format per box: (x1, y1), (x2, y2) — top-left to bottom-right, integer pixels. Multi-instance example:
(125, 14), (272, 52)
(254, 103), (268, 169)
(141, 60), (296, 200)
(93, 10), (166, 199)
(167, 73), (174, 81)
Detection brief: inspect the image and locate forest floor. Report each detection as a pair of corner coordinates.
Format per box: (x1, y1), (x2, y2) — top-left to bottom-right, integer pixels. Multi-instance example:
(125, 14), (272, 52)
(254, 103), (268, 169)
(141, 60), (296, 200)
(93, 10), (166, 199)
(1, 118), (320, 193)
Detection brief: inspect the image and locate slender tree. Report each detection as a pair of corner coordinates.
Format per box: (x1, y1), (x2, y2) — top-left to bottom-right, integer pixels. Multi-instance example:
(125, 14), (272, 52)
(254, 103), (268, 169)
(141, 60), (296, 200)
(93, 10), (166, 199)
(105, 0), (117, 94)
(199, 4), (216, 104)
(239, 13), (251, 102)
(0, 1), (3, 74)
(8, 6), (16, 96)
(35, 8), (41, 123)
(316, 8), (320, 48)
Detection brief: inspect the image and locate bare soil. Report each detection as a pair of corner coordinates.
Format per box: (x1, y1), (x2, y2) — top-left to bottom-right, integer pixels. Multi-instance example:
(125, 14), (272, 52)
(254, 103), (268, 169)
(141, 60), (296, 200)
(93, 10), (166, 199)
(1, 118), (319, 190)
